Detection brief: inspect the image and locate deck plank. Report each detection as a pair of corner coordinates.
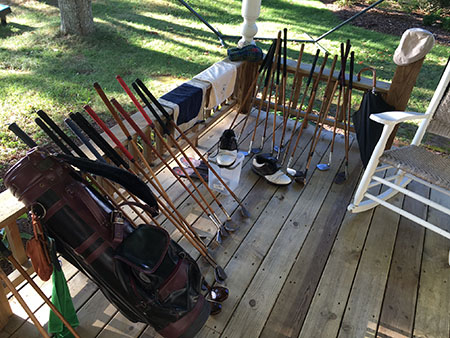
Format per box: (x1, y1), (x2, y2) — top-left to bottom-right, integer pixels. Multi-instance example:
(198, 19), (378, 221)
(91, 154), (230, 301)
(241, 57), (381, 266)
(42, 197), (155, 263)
(260, 140), (362, 338)
(216, 131), (342, 337)
(376, 181), (428, 338)
(336, 189), (404, 337)
(297, 168), (390, 338)
(413, 189), (450, 338)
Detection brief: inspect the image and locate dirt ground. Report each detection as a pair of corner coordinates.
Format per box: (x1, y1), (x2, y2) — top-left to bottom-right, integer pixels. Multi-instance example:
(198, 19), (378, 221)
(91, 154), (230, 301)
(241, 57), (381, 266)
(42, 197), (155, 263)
(322, 1), (450, 45)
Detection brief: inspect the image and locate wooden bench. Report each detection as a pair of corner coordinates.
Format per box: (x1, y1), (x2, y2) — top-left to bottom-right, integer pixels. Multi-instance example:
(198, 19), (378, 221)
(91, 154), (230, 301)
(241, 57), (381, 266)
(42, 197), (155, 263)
(0, 4), (11, 26)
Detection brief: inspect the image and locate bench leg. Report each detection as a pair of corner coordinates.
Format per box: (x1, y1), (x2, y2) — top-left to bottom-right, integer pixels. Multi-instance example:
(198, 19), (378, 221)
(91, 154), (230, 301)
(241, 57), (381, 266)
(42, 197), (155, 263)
(5, 220), (28, 265)
(0, 280), (12, 330)
(1, 17), (6, 26)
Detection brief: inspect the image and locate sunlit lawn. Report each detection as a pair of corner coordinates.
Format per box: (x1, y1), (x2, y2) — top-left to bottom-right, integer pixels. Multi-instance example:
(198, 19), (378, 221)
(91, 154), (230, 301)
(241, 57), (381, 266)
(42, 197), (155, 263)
(0, 0), (448, 164)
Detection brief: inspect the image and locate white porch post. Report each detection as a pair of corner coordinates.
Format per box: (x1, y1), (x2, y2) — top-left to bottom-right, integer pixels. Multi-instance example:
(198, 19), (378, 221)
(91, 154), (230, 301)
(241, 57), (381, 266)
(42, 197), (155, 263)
(238, 0), (261, 47)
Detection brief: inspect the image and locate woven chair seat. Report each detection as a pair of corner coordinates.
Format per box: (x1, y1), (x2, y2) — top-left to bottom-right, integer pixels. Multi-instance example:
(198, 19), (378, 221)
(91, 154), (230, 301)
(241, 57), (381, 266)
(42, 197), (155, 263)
(380, 145), (450, 190)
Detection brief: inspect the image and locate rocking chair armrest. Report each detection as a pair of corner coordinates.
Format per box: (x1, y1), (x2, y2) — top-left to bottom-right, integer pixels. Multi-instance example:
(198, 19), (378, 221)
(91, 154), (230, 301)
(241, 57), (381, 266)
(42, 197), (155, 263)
(370, 111), (429, 126)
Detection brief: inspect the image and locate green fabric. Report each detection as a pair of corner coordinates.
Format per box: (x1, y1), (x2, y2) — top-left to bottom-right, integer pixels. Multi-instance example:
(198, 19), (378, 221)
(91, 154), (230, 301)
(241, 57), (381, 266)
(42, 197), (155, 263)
(48, 263), (79, 337)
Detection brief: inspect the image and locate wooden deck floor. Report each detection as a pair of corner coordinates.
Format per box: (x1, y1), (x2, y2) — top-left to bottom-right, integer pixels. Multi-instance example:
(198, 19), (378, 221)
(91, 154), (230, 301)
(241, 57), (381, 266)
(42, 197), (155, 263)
(1, 108), (450, 338)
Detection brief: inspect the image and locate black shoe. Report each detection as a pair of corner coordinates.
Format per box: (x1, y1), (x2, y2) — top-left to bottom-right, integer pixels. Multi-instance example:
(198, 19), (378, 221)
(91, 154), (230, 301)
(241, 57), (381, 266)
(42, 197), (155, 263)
(252, 154), (292, 185)
(217, 129), (238, 167)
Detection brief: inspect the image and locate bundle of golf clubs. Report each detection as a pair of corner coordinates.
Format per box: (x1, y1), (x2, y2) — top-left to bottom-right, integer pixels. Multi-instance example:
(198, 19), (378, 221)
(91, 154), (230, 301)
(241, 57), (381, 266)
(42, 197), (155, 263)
(9, 77), (257, 283)
(230, 29), (355, 185)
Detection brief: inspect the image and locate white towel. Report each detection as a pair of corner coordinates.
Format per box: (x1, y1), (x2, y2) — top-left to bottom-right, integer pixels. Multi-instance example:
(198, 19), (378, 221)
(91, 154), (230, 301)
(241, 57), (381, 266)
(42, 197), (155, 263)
(194, 60), (238, 109)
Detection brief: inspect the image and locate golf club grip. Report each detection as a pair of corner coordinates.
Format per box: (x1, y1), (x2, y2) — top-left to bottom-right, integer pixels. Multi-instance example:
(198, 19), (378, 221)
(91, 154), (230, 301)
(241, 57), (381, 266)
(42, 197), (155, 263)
(340, 43), (346, 88)
(111, 99), (153, 147)
(283, 28), (287, 78)
(276, 36), (282, 85)
(349, 51), (354, 90)
(133, 81), (171, 134)
(263, 45), (275, 87)
(134, 79), (172, 123)
(307, 49), (320, 87)
(84, 105), (135, 162)
(70, 112), (129, 169)
(259, 40), (275, 73)
(35, 118), (72, 155)
(8, 123), (37, 148)
(37, 110), (87, 159)
(65, 118), (106, 163)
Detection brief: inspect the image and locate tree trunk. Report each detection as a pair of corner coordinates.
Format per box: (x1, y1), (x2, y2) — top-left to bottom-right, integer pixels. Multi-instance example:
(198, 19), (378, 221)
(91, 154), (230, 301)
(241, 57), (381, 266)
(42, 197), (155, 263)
(58, 0), (94, 36)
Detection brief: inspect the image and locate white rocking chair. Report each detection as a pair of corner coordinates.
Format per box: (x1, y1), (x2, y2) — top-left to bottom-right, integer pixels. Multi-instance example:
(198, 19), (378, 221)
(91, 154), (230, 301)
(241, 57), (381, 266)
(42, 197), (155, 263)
(348, 60), (450, 246)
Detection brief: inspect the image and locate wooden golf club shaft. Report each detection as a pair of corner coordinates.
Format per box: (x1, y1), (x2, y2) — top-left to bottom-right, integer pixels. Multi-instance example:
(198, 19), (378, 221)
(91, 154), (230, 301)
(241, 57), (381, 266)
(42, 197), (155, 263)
(229, 40), (276, 130)
(260, 58), (278, 149)
(277, 44), (305, 153)
(287, 52), (329, 168)
(84, 105), (212, 249)
(248, 33), (280, 151)
(241, 34), (280, 144)
(304, 69), (339, 173)
(0, 268), (50, 338)
(5, 253), (80, 338)
(107, 100), (228, 235)
(109, 99), (229, 241)
(282, 49), (320, 165)
(303, 55), (338, 170)
(94, 83), (225, 231)
(70, 115), (221, 274)
(84, 107), (220, 266)
(119, 76), (250, 217)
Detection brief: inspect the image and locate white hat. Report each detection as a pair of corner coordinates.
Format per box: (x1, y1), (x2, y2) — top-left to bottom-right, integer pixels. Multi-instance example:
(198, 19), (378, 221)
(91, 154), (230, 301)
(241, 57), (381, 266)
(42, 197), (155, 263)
(393, 28), (435, 66)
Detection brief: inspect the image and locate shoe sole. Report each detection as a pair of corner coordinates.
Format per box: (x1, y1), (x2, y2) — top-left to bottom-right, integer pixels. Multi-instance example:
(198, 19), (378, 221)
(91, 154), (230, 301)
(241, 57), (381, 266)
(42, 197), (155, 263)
(251, 166), (291, 186)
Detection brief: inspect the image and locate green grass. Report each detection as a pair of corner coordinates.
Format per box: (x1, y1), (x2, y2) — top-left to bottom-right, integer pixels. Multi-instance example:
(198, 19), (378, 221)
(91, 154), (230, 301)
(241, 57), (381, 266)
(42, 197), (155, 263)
(0, 0), (448, 164)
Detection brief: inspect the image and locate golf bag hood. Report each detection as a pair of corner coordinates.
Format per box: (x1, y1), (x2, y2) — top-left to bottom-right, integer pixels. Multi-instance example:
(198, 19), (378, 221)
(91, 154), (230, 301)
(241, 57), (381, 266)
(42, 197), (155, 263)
(4, 148), (210, 338)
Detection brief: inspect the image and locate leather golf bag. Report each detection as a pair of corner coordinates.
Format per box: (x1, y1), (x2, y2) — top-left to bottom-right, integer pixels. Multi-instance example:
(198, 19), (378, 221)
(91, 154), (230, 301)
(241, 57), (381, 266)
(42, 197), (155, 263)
(4, 148), (210, 338)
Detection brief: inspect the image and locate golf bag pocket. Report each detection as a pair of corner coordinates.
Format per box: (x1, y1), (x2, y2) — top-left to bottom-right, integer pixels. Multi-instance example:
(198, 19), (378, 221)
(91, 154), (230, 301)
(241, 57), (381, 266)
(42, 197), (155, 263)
(5, 148), (210, 338)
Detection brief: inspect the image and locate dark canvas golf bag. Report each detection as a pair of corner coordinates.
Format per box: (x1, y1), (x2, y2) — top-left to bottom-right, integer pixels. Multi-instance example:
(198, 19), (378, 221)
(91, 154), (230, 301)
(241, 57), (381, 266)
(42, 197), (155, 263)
(4, 148), (210, 338)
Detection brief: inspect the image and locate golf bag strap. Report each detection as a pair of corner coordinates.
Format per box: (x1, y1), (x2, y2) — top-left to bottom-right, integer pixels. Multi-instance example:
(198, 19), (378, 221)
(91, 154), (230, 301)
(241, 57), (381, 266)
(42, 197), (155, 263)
(57, 154), (158, 216)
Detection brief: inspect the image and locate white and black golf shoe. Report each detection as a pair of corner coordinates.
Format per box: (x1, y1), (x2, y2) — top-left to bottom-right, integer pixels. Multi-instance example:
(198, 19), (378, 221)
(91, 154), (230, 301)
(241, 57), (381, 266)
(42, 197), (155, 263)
(217, 129), (238, 167)
(252, 154), (292, 186)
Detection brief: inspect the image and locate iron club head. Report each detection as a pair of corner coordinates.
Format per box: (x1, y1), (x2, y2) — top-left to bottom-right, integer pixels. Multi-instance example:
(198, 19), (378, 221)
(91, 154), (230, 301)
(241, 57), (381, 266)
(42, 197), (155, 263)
(240, 206), (251, 218)
(334, 171), (347, 185)
(286, 167), (297, 176)
(224, 219), (239, 232)
(214, 265), (227, 284)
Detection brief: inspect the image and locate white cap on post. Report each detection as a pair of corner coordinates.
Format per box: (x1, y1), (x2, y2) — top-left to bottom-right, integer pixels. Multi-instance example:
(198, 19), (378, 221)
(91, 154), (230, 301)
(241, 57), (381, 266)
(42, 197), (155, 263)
(238, 0), (262, 48)
(393, 28), (435, 66)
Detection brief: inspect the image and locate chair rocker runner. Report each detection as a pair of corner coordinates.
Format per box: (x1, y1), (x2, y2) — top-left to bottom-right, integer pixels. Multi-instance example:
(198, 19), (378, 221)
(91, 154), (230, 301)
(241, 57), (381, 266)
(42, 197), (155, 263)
(348, 60), (450, 254)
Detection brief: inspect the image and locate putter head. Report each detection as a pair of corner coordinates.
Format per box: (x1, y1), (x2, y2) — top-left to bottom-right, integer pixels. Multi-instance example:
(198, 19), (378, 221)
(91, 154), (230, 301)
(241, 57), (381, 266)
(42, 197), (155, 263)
(334, 171), (347, 185)
(224, 219), (239, 232)
(214, 265), (227, 284)
(316, 163), (330, 171)
(251, 147), (262, 154)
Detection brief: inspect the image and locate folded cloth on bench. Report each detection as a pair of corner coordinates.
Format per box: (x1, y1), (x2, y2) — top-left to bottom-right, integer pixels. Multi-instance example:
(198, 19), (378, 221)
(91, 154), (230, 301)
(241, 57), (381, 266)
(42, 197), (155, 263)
(160, 83), (203, 124)
(194, 60), (237, 109)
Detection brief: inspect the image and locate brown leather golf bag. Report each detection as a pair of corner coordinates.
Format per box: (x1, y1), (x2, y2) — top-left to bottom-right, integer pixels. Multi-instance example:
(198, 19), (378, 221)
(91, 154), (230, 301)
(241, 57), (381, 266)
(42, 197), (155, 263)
(4, 148), (210, 338)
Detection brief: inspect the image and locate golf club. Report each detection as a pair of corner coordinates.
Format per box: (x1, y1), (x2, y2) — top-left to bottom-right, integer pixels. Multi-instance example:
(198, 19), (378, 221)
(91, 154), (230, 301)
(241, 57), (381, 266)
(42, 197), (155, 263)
(119, 76), (251, 218)
(286, 52), (329, 182)
(282, 49), (320, 166)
